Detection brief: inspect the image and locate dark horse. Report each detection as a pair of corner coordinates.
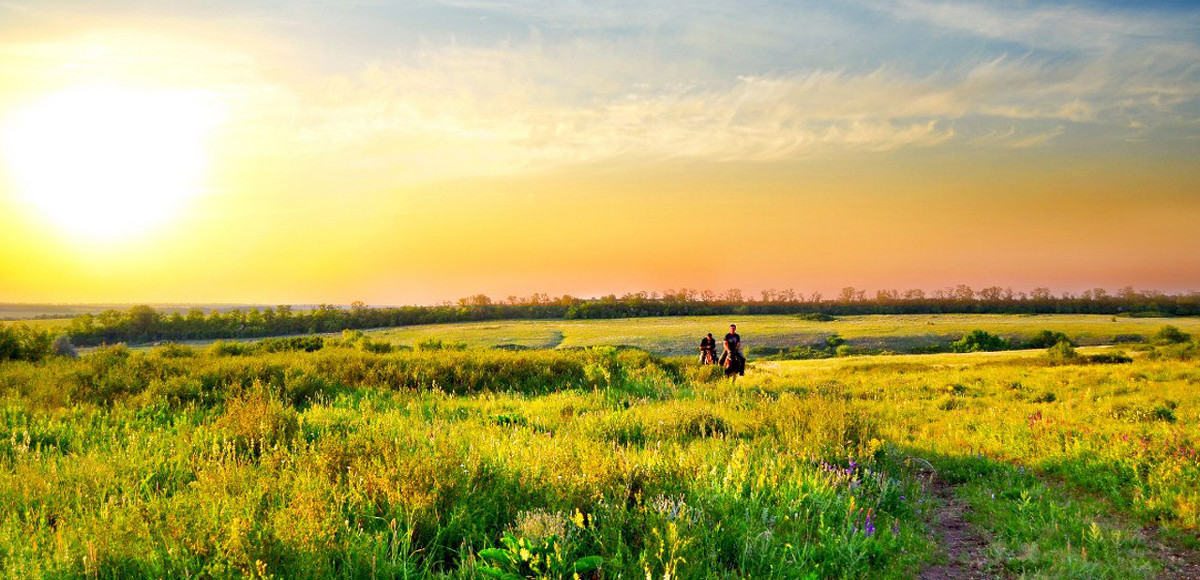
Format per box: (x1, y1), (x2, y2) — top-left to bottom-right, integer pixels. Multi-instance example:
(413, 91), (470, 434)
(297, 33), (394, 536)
(720, 349), (745, 379)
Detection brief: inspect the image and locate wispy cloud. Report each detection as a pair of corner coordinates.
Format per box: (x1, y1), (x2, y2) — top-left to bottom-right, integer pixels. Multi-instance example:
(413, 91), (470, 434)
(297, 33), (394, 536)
(878, 0), (1199, 52)
(229, 36), (1195, 181)
(3, 1), (1197, 187)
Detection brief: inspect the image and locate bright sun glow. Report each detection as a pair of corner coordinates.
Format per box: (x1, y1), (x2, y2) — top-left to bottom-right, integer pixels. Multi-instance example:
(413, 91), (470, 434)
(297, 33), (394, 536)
(1, 84), (222, 240)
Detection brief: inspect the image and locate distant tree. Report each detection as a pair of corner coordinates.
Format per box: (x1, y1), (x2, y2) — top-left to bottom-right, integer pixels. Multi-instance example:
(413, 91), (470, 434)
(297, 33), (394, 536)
(978, 286), (1004, 301)
(128, 305), (158, 340)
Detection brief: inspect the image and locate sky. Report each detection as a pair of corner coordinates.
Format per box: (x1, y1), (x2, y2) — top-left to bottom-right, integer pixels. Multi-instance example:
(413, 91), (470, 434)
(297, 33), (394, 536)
(0, 0), (1198, 305)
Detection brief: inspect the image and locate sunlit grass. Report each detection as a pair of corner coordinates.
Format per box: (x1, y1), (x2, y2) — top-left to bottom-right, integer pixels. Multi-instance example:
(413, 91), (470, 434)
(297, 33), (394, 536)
(366, 314), (1200, 355)
(0, 332), (1195, 578)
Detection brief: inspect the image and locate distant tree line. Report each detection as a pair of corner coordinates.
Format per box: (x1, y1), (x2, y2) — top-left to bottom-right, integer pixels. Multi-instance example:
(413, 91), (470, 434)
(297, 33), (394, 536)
(57, 285), (1200, 346)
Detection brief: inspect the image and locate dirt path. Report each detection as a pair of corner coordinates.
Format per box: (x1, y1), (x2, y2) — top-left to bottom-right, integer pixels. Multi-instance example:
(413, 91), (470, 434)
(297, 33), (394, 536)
(919, 471), (993, 580)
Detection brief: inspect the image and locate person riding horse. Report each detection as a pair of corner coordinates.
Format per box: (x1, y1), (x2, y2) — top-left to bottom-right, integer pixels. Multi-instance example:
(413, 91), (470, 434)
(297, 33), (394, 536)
(719, 324), (745, 377)
(699, 333), (717, 364)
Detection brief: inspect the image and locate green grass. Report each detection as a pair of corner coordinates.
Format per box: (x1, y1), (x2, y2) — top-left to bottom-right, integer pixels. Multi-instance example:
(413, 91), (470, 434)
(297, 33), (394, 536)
(0, 318), (71, 330)
(1, 322), (1198, 579)
(366, 314), (1200, 355)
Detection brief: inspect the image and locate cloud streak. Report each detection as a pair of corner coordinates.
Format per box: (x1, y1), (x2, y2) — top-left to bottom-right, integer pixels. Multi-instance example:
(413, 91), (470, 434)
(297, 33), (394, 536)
(224, 33), (1196, 182)
(3, 1), (1197, 187)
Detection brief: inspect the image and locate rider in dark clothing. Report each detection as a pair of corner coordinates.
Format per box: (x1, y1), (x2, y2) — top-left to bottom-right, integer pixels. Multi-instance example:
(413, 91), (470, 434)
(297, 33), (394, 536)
(720, 324), (745, 376)
(699, 333), (717, 364)
(724, 327), (741, 352)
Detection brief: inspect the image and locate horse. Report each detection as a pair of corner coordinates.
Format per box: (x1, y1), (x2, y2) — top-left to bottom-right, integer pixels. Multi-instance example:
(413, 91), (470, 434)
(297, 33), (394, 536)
(720, 349), (745, 379)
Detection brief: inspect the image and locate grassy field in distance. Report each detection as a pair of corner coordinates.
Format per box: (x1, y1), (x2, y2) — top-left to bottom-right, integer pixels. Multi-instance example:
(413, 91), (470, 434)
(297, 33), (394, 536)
(365, 313), (1200, 355)
(0, 318), (71, 330)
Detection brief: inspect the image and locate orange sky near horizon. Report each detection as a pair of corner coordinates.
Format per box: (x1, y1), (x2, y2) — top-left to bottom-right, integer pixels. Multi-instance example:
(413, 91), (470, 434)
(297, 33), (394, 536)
(1, 2), (1198, 305)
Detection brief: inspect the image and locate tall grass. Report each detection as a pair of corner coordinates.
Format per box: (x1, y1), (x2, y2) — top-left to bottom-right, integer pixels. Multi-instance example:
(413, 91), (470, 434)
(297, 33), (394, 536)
(1, 340), (1196, 578)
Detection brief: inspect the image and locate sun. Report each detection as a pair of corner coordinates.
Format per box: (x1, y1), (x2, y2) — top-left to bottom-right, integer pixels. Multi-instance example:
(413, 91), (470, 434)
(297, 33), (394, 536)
(1, 84), (223, 241)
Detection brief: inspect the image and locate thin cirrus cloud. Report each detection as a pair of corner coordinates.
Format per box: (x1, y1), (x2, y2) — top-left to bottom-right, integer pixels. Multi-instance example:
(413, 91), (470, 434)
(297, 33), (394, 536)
(2, 0), (1197, 181)
(241, 50), (1188, 178)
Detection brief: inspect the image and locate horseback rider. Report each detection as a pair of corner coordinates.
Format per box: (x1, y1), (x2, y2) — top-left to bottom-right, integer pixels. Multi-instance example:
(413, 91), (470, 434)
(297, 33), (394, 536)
(719, 324), (745, 376)
(699, 333), (717, 364)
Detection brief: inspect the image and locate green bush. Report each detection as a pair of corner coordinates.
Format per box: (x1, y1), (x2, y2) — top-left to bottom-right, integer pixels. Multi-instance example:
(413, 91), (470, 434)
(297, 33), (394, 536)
(208, 340), (255, 356)
(258, 336), (326, 353)
(796, 312), (835, 322)
(1025, 330), (1073, 349)
(1153, 325), (1192, 345)
(0, 325), (57, 362)
(1084, 351), (1133, 364)
(1046, 341), (1078, 361)
(951, 330), (1010, 353)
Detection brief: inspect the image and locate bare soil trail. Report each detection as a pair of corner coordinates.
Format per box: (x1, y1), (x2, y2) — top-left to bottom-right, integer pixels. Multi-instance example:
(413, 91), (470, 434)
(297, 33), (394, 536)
(919, 471), (995, 580)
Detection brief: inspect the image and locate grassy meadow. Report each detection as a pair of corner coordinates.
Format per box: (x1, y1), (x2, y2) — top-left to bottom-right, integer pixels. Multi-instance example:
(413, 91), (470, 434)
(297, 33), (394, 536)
(364, 314), (1200, 355)
(0, 316), (1197, 578)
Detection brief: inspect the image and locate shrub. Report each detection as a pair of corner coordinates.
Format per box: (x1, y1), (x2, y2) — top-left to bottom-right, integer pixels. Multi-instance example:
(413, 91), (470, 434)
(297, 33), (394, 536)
(1112, 334), (1144, 343)
(0, 325), (56, 362)
(1152, 404), (1177, 423)
(208, 340), (255, 356)
(51, 334), (78, 358)
(359, 340), (393, 354)
(1025, 330), (1072, 349)
(151, 342), (196, 358)
(1148, 341), (1200, 362)
(1046, 341), (1077, 361)
(1085, 351), (1133, 364)
(257, 336), (325, 353)
(1153, 325), (1192, 345)
(214, 384), (299, 452)
(951, 330), (1010, 353)
(796, 312), (835, 322)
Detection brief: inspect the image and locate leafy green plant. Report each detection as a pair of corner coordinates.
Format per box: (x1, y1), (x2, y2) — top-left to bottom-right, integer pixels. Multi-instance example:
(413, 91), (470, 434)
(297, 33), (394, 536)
(476, 533), (602, 580)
